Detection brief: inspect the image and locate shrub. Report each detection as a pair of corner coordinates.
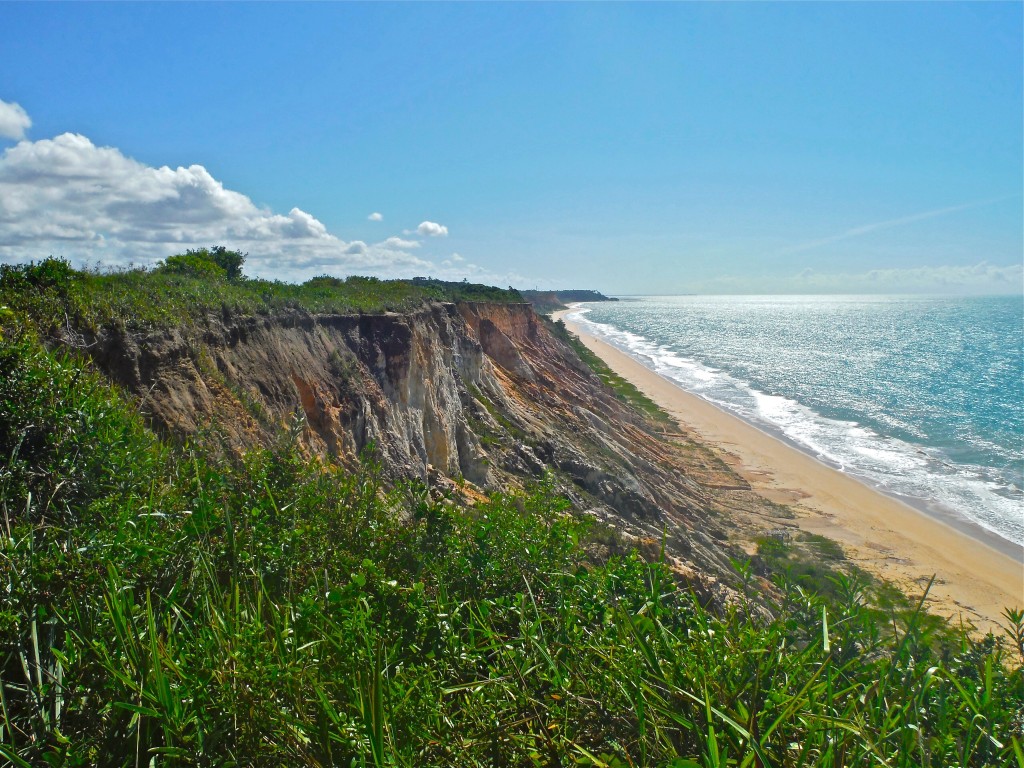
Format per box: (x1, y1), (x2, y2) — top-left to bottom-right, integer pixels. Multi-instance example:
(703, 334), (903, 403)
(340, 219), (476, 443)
(0, 257), (75, 292)
(155, 246), (246, 281)
(200, 245), (246, 280)
(2, 262), (1022, 767)
(157, 252), (228, 279)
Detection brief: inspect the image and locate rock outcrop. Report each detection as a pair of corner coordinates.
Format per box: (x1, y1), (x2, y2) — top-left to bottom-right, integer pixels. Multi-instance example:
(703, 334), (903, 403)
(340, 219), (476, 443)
(62, 300), (761, 603)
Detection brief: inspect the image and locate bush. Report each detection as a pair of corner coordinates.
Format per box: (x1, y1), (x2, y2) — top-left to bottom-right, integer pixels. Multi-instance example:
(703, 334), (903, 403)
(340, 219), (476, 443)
(0, 258), (78, 329)
(157, 252), (228, 280)
(0, 257), (75, 291)
(201, 245), (246, 280)
(0, 331), (161, 524)
(155, 246), (246, 281)
(1, 332), (1022, 766)
(0, 257), (527, 333)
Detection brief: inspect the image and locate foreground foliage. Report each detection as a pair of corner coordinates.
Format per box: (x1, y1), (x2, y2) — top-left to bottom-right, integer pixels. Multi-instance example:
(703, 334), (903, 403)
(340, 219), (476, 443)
(1, 325), (1022, 766)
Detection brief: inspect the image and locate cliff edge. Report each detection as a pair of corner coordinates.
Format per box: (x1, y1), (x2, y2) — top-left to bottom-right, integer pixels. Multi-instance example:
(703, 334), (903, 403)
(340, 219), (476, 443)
(53, 298), (775, 602)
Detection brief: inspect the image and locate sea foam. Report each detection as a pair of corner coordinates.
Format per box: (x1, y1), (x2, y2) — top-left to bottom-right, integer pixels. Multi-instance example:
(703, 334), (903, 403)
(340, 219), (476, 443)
(567, 295), (1024, 550)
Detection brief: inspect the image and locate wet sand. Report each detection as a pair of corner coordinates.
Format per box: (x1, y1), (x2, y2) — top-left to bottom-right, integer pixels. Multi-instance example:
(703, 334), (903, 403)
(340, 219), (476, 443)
(554, 309), (1023, 635)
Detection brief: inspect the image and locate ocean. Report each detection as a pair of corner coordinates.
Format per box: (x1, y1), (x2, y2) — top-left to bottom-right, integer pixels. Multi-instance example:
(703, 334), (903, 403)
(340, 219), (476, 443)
(567, 295), (1024, 552)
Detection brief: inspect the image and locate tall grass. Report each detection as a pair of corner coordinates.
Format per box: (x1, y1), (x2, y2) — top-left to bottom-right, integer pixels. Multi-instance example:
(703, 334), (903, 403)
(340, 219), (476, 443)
(0, 312), (1021, 765)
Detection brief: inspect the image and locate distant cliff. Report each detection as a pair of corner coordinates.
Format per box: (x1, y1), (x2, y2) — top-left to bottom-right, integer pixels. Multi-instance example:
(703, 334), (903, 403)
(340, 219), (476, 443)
(520, 289), (617, 314)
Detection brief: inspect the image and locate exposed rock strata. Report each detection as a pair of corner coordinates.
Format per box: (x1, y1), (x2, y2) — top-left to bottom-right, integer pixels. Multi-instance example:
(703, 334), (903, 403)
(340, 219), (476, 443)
(61, 301), (765, 604)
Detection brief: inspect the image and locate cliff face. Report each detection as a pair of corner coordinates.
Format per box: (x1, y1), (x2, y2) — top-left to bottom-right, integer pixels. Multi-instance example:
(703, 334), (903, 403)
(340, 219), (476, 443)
(67, 301), (751, 598)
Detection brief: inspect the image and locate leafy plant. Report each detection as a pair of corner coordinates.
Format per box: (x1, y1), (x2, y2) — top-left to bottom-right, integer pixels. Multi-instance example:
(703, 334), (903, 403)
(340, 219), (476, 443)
(0, 297), (1021, 767)
(0, 254), (524, 334)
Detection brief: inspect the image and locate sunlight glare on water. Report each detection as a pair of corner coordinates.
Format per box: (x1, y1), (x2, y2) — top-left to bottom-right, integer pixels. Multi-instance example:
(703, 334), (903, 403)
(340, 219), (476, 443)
(571, 295), (1024, 548)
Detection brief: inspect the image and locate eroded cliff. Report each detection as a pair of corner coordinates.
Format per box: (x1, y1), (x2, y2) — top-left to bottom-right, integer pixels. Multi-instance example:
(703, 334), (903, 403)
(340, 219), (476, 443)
(64, 300), (768, 600)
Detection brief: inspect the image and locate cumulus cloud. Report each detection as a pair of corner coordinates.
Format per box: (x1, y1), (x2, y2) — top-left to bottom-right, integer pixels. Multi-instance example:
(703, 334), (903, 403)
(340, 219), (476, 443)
(383, 236), (420, 249)
(367, 212), (383, 221)
(0, 131), (440, 281)
(0, 107), (529, 285)
(0, 99), (31, 141)
(417, 220), (448, 237)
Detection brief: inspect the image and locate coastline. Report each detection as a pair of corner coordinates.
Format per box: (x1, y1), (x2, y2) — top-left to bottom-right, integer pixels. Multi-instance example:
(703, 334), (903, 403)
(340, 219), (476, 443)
(554, 308), (1024, 635)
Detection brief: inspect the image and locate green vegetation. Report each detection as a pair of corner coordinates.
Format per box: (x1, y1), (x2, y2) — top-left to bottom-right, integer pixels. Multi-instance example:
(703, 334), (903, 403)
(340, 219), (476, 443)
(0, 253), (523, 333)
(520, 290), (617, 316)
(159, 246), (246, 281)
(1, 315), (1022, 765)
(548, 317), (674, 426)
(467, 383), (526, 442)
(753, 532), (881, 611)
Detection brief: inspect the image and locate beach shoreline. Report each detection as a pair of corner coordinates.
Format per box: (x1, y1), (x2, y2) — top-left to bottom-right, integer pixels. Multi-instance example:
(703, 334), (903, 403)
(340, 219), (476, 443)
(553, 308), (1023, 635)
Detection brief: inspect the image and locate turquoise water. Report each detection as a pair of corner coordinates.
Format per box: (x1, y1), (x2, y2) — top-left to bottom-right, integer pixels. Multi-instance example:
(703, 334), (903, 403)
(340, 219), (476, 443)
(569, 295), (1024, 550)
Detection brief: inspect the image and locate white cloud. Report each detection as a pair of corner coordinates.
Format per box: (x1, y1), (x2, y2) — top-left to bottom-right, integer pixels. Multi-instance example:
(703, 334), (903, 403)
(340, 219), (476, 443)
(367, 212), (383, 221)
(788, 262), (1024, 293)
(0, 131), (438, 281)
(383, 236), (420, 249)
(0, 120), (541, 288)
(0, 99), (31, 141)
(417, 220), (448, 237)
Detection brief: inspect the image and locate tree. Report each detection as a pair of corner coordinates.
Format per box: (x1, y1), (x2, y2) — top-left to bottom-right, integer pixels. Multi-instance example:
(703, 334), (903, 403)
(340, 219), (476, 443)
(159, 253), (226, 279)
(158, 247), (247, 281)
(193, 246), (246, 280)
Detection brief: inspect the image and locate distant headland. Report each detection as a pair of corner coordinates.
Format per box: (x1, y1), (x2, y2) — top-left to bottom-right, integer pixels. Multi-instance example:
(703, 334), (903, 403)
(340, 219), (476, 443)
(520, 289), (617, 314)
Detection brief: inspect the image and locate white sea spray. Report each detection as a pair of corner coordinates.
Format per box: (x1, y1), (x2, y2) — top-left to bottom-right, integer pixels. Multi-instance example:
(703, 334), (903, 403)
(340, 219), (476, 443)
(569, 295), (1024, 549)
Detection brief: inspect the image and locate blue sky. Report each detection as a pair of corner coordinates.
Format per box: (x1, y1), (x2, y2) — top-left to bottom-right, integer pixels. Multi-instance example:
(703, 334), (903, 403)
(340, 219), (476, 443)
(0, 2), (1020, 294)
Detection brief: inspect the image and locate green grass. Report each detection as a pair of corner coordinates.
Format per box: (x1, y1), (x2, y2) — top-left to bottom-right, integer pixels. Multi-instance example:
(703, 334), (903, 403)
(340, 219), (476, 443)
(546, 318), (675, 426)
(0, 321), (1022, 766)
(467, 383), (525, 441)
(0, 257), (523, 334)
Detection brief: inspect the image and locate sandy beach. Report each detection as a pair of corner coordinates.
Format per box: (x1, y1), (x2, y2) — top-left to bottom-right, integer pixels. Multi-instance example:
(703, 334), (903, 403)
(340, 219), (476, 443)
(554, 309), (1023, 635)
